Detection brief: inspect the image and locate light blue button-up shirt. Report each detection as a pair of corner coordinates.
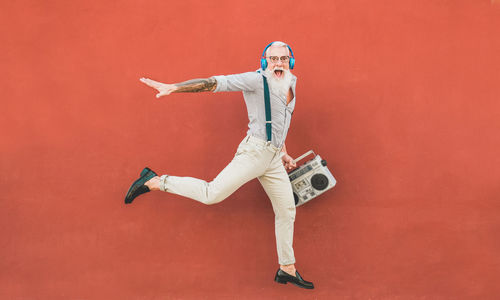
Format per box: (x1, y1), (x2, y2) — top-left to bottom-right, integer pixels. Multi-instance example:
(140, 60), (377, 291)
(213, 70), (297, 148)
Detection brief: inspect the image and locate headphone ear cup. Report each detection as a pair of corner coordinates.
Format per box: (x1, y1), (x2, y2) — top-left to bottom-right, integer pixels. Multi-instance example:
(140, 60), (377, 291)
(289, 57), (295, 69)
(261, 58), (268, 70)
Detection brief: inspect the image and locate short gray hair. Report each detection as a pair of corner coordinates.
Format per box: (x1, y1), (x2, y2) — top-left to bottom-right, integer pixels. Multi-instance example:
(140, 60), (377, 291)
(266, 41), (290, 56)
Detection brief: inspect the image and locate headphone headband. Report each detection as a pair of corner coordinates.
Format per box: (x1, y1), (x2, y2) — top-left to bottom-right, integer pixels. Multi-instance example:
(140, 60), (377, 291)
(260, 41), (295, 70)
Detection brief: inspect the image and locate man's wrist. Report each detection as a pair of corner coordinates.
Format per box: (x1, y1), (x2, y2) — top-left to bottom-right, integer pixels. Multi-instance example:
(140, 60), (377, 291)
(281, 144), (287, 153)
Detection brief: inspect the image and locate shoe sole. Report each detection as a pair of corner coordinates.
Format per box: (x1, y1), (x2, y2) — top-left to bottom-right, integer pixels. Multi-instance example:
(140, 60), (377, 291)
(274, 275), (314, 289)
(140, 167), (151, 177)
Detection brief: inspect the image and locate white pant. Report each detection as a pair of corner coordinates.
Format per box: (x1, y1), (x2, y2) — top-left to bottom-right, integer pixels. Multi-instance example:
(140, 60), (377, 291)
(159, 135), (296, 265)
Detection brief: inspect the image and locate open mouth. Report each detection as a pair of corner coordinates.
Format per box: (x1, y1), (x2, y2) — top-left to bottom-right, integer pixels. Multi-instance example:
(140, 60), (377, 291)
(274, 69), (284, 77)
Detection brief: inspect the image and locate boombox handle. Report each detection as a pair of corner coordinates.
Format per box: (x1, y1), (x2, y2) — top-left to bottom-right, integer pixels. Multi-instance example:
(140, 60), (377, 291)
(292, 150), (316, 165)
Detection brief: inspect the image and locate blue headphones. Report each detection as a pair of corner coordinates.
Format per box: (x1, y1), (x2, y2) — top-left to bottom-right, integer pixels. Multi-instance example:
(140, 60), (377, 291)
(260, 42), (295, 70)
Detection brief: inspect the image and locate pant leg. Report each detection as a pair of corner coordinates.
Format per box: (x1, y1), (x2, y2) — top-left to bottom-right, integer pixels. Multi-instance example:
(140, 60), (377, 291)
(159, 140), (268, 205)
(258, 152), (296, 265)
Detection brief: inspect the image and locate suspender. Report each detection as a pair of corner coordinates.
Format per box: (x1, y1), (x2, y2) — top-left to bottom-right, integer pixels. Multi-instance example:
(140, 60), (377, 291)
(256, 70), (272, 142)
(262, 75), (272, 142)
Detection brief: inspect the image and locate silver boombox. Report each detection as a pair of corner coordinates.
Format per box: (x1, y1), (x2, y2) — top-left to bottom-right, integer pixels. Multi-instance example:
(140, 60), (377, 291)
(288, 150), (337, 206)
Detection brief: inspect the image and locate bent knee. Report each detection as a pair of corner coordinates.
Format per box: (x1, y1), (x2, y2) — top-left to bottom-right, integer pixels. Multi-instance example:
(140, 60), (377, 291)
(201, 182), (234, 205)
(202, 193), (227, 205)
(203, 198), (223, 205)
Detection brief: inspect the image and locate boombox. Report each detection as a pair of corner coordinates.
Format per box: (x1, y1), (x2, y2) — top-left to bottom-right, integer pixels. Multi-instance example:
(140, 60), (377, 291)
(288, 150), (337, 207)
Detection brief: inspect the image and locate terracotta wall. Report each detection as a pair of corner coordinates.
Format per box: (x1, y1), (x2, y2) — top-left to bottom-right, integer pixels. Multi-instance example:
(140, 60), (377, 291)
(2, 0), (500, 299)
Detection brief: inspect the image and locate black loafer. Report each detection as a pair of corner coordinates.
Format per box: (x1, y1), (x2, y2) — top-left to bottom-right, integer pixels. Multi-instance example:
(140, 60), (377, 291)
(139, 167), (150, 177)
(274, 269), (314, 289)
(124, 167), (158, 204)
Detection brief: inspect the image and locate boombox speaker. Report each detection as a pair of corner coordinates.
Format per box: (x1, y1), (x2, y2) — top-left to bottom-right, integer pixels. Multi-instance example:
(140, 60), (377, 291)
(288, 150), (337, 207)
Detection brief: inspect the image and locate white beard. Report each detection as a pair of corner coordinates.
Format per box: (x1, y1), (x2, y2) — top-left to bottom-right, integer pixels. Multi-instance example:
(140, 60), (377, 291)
(264, 68), (293, 97)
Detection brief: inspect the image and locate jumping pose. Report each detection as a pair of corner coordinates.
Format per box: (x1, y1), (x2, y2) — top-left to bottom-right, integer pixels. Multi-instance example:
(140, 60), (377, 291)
(125, 41), (314, 289)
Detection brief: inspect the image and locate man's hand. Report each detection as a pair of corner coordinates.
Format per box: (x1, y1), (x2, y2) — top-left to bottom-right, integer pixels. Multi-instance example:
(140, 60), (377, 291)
(140, 77), (177, 98)
(282, 153), (297, 170)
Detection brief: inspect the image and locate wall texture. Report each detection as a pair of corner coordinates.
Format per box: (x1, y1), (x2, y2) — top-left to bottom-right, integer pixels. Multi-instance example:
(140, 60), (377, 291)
(1, 0), (500, 299)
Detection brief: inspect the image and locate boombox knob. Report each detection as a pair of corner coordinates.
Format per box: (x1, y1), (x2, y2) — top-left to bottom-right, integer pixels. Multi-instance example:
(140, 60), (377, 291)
(293, 193), (299, 206)
(321, 159), (327, 166)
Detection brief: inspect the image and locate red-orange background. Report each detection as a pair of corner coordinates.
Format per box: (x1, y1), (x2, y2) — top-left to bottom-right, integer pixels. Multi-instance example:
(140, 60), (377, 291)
(1, 0), (500, 299)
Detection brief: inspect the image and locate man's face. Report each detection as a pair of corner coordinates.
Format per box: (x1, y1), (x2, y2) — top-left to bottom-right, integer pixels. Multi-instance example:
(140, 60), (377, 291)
(266, 46), (290, 80)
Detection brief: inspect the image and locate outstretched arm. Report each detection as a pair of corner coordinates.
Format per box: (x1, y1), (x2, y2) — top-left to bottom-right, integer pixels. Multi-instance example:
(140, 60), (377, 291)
(140, 77), (217, 98)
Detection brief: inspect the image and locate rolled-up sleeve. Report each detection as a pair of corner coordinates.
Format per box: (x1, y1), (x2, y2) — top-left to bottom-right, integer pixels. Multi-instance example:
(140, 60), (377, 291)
(213, 72), (261, 93)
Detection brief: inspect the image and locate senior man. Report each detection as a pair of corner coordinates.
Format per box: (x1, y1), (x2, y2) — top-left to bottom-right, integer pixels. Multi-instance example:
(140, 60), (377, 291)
(125, 41), (314, 289)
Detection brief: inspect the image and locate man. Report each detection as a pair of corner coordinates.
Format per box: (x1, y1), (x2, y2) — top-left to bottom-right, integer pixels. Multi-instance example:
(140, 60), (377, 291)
(125, 41), (314, 289)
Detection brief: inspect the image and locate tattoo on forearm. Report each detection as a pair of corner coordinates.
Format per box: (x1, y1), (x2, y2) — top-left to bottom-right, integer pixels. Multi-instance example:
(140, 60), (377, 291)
(174, 77), (217, 93)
